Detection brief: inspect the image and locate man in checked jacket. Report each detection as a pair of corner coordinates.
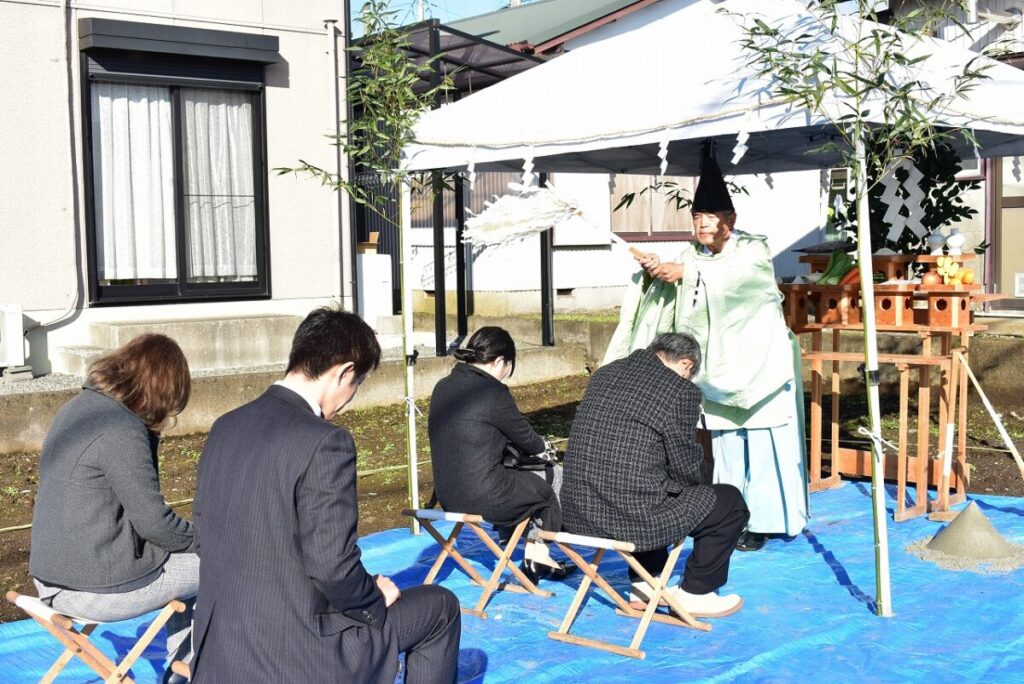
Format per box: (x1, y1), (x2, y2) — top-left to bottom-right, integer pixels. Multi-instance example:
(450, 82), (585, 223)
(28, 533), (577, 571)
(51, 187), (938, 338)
(562, 332), (748, 618)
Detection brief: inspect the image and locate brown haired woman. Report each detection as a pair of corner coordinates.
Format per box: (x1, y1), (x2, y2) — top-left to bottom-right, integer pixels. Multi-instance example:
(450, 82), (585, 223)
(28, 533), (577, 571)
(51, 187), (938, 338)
(29, 334), (198, 684)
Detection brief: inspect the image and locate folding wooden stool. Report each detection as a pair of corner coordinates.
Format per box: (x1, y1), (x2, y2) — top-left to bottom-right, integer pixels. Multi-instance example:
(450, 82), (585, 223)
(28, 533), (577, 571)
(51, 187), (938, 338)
(401, 508), (552, 619)
(6, 589), (186, 684)
(538, 531), (710, 660)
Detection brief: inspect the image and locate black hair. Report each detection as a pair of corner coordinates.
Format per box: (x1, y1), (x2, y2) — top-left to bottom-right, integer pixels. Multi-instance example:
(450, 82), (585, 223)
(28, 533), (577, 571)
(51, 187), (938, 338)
(453, 326), (516, 376)
(648, 332), (702, 376)
(286, 305), (382, 380)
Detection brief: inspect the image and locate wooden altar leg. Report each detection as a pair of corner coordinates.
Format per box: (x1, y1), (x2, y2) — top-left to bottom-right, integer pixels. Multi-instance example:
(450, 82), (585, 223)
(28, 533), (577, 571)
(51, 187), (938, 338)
(942, 349), (961, 510)
(830, 329), (841, 473)
(916, 334), (932, 513)
(935, 333), (952, 514)
(954, 333), (971, 505)
(893, 364), (915, 521)
(808, 330), (824, 490)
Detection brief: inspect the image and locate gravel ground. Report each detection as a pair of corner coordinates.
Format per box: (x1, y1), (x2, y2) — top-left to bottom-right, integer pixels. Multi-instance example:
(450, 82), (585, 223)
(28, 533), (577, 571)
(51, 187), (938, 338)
(0, 373), (83, 396)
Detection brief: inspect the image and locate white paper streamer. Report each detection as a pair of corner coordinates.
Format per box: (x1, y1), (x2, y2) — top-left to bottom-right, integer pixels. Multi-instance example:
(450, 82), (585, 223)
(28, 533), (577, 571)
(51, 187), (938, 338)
(521, 153), (536, 188)
(879, 158), (926, 242)
(463, 182), (579, 247)
(657, 132), (670, 178)
(732, 108), (755, 165)
(467, 160), (476, 189)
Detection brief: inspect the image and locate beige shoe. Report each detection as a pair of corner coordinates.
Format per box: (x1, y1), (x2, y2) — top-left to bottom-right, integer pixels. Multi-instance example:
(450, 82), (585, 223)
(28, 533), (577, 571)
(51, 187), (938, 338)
(673, 589), (743, 618)
(629, 582), (743, 619)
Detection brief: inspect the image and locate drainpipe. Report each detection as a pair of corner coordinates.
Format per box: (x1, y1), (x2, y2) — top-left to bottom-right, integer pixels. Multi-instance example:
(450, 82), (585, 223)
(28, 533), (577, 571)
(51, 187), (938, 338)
(326, 19), (357, 313)
(26, 0), (85, 342)
(984, 157), (997, 309)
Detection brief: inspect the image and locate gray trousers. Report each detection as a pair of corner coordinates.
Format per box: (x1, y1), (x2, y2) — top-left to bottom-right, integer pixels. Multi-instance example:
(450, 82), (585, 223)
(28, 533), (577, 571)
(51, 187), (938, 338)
(38, 553), (199, 672)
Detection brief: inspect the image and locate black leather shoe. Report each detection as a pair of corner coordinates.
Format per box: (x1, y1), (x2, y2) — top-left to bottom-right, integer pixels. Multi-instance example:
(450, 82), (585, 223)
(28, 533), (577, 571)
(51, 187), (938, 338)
(495, 525), (516, 547)
(736, 530), (767, 552)
(520, 558), (577, 584)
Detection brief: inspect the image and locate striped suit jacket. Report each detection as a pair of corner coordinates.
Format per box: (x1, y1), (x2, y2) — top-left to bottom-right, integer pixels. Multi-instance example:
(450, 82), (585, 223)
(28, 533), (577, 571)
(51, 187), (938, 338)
(191, 385), (397, 683)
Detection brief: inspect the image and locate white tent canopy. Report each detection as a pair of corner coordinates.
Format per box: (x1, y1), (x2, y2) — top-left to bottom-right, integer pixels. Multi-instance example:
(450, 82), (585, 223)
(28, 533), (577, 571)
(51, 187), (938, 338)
(403, 0), (1024, 175)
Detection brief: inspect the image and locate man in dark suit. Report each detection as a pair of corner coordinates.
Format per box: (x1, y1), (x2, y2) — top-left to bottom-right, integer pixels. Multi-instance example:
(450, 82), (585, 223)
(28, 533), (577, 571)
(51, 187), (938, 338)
(562, 332), (749, 619)
(192, 307), (461, 683)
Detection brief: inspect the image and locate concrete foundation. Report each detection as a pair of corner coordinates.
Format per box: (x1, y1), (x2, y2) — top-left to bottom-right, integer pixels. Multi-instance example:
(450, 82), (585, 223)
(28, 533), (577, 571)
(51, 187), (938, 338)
(0, 343), (588, 455)
(56, 315), (304, 376)
(412, 285), (625, 317)
(2, 312), (1022, 455)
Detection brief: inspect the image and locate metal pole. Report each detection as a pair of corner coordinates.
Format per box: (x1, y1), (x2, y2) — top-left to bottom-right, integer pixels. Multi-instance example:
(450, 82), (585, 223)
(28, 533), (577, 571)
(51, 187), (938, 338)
(454, 173), (468, 337)
(432, 172), (446, 355)
(539, 171), (555, 346)
(855, 132), (893, 617)
(429, 22), (446, 356)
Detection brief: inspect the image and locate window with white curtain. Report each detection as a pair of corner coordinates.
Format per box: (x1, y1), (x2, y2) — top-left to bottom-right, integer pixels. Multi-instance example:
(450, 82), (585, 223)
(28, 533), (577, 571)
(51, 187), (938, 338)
(182, 88), (257, 283)
(91, 82), (177, 284)
(87, 80), (266, 301)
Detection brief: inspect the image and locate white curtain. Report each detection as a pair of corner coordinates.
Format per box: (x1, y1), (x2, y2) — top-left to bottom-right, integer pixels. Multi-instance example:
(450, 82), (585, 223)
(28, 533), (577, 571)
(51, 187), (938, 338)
(182, 88), (257, 281)
(91, 82), (176, 282)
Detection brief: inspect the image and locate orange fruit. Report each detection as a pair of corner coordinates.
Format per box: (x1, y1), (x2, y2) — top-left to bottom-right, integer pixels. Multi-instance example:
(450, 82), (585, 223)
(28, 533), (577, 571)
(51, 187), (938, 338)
(962, 268), (975, 285)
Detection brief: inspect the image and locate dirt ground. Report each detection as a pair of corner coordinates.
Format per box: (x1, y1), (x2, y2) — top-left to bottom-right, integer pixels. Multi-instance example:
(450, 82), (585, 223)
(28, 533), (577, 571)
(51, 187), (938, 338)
(2, 372), (1022, 624)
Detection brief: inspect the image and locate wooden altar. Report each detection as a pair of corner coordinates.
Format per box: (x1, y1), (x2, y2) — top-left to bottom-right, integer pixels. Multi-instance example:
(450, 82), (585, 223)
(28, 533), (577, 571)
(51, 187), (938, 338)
(781, 254), (1004, 521)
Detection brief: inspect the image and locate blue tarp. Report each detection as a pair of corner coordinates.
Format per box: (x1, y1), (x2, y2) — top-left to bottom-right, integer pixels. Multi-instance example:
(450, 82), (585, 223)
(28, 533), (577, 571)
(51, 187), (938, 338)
(2, 483), (1023, 682)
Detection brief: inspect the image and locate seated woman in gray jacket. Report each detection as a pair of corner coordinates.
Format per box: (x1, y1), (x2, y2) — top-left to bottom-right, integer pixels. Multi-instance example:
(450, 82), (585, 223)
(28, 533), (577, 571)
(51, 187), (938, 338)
(29, 334), (198, 684)
(428, 326), (573, 583)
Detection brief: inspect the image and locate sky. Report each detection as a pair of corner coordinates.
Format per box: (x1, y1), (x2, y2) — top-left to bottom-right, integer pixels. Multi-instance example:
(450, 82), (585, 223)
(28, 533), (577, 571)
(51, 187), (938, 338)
(348, 0), (527, 37)
(357, 0), (882, 29)
(382, 0), (523, 25)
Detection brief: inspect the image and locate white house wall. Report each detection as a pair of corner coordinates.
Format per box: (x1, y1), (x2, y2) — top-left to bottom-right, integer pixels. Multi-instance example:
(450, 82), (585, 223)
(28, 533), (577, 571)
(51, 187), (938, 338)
(731, 170), (828, 277)
(0, 0), (347, 373)
(0, 1), (81, 314)
(907, 0), (1024, 54)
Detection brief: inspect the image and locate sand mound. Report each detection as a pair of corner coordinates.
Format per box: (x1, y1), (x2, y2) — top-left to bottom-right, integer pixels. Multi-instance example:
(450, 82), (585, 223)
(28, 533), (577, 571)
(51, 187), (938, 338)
(907, 502), (1024, 573)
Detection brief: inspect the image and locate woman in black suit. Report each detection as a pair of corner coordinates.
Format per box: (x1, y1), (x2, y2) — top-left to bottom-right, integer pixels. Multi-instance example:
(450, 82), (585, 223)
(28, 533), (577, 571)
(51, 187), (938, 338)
(428, 327), (572, 581)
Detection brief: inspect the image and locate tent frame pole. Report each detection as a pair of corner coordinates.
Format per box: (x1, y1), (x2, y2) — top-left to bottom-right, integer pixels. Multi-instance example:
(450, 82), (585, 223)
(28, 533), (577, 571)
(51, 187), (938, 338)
(429, 22), (447, 357)
(539, 172), (555, 346)
(455, 173), (468, 337)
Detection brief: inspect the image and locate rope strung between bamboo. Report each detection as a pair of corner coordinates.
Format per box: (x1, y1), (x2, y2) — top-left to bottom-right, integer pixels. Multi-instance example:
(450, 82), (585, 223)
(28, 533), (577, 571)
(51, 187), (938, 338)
(0, 435), (574, 535)
(403, 395), (423, 417)
(955, 351), (1024, 483)
(856, 425), (899, 457)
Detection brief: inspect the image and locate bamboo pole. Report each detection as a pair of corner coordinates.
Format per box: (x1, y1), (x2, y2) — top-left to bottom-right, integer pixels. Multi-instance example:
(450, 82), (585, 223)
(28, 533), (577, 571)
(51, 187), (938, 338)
(400, 181), (421, 534)
(854, 133), (892, 617)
